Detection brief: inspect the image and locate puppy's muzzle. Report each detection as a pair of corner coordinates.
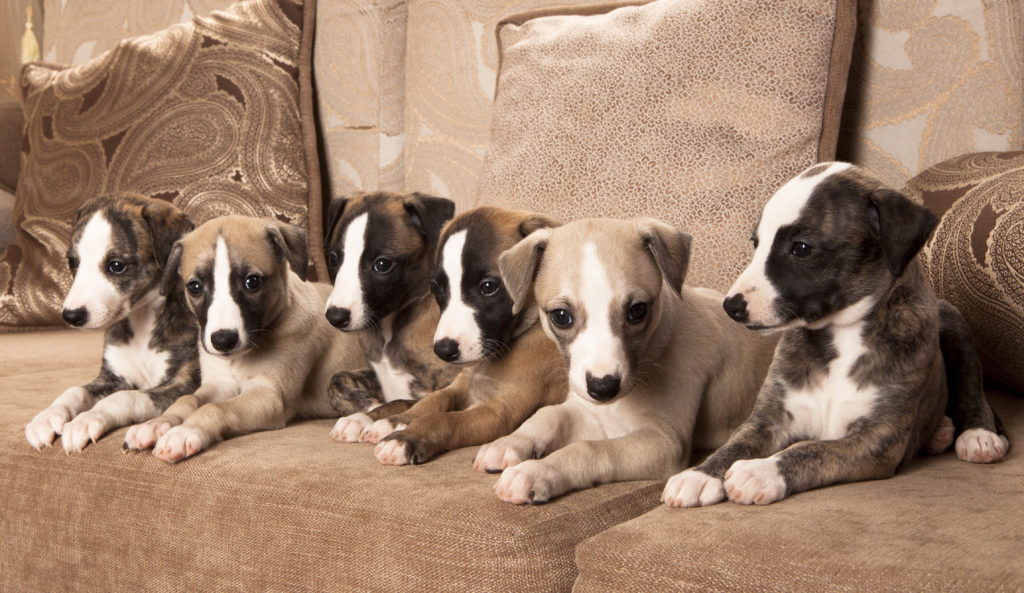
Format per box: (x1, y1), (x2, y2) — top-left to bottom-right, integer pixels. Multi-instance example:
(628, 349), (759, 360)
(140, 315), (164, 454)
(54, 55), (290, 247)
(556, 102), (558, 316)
(62, 307), (88, 327)
(433, 338), (460, 363)
(210, 329), (240, 353)
(586, 372), (621, 402)
(723, 294), (749, 323)
(325, 306), (352, 330)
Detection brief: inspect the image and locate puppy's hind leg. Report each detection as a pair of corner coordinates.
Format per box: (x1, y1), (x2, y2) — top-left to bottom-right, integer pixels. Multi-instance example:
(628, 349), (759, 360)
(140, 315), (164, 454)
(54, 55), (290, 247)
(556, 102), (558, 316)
(939, 302), (1009, 463)
(328, 368), (391, 442)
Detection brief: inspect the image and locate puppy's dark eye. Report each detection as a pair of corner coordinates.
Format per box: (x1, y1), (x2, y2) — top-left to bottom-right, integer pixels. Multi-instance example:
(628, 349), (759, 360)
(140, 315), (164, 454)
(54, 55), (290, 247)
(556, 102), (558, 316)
(627, 302), (648, 324)
(372, 257), (394, 274)
(791, 242), (813, 258)
(751, 236), (759, 249)
(549, 309), (573, 329)
(244, 274), (262, 291)
(327, 251), (340, 269)
(67, 255), (79, 272)
(479, 279), (500, 296)
(186, 280), (203, 296)
(430, 279), (441, 296)
(106, 259), (127, 274)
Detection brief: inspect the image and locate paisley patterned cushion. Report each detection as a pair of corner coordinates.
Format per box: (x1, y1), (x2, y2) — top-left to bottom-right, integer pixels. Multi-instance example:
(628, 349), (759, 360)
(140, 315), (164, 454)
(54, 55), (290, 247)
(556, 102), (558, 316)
(0, 0), (323, 330)
(473, 0), (857, 293)
(906, 151), (1024, 392)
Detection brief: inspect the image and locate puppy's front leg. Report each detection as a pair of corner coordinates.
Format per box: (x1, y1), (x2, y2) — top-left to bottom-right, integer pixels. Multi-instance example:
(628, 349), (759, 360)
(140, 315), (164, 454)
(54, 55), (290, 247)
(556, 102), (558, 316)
(24, 370), (124, 450)
(364, 373), (471, 446)
(61, 390), (160, 453)
(495, 427), (679, 504)
(328, 368), (389, 442)
(124, 380), (234, 450)
(473, 400), (580, 473)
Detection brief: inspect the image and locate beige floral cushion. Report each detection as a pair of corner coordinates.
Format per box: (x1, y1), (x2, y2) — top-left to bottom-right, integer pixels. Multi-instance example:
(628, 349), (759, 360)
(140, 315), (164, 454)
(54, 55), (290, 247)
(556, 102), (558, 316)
(906, 151), (1024, 392)
(473, 0), (856, 293)
(0, 0), (323, 330)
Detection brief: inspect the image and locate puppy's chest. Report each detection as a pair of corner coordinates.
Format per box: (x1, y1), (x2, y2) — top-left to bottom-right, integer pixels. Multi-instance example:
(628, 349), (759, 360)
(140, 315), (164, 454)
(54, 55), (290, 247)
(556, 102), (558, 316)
(104, 309), (170, 389)
(782, 325), (879, 441)
(363, 319), (422, 402)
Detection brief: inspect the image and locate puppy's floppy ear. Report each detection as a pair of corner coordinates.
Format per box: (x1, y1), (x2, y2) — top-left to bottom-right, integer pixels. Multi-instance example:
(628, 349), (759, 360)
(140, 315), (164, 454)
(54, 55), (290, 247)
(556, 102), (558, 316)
(404, 192), (455, 250)
(499, 228), (550, 316)
(518, 215), (561, 238)
(636, 218), (691, 296)
(160, 241), (184, 297)
(266, 220), (309, 281)
(142, 199), (194, 268)
(869, 188), (938, 277)
(325, 196), (348, 248)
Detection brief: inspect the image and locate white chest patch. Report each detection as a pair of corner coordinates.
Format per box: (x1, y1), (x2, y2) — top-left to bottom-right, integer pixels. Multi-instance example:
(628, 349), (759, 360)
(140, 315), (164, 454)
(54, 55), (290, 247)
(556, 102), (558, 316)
(103, 296), (170, 389)
(327, 212), (369, 325)
(570, 392), (637, 440)
(434, 230), (484, 361)
(369, 356), (417, 402)
(783, 322), (879, 441)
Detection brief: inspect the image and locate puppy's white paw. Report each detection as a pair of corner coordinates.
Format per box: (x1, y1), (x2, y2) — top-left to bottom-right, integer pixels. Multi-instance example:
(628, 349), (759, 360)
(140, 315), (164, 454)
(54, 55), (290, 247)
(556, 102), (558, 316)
(473, 435), (534, 473)
(662, 469), (726, 508)
(361, 418), (406, 444)
(25, 405), (73, 450)
(153, 426), (206, 463)
(330, 413), (372, 443)
(124, 417), (176, 450)
(956, 428), (1009, 463)
(374, 438), (412, 466)
(494, 460), (558, 504)
(724, 457), (787, 505)
(60, 409), (112, 453)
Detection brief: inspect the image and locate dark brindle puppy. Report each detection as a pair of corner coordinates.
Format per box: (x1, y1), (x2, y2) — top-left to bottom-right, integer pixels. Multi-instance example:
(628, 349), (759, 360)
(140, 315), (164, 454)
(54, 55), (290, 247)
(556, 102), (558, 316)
(663, 162), (1009, 508)
(323, 191), (460, 440)
(24, 194), (198, 453)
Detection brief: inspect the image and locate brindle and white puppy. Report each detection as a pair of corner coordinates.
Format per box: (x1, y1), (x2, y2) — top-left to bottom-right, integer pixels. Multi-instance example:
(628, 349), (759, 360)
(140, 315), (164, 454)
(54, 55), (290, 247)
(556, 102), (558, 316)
(323, 192), (460, 441)
(663, 162), (1009, 508)
(485, 218), (779, 504)
(353, 207), (568, 466)
(123, 216), (365, 462)
(24, 194), (198, 453)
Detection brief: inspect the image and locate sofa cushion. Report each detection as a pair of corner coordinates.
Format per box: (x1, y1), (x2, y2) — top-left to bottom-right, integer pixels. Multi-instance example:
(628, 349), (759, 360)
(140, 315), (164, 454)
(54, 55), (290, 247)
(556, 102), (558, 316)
(573, 389), (1023, 592)
(0, 98), (22, 192)
(472, 0), (856, 293)
(0, 0), (326, 330)
(906, 151), (1024, 392)
(0, 329), (662, 593)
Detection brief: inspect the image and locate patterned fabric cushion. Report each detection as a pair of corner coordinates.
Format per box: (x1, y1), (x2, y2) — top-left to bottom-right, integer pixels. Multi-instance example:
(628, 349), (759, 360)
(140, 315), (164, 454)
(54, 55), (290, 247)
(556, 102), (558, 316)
(906, 151), (1024, 392)
(0, 0), (324, 330)
(472, 0), (857, 293)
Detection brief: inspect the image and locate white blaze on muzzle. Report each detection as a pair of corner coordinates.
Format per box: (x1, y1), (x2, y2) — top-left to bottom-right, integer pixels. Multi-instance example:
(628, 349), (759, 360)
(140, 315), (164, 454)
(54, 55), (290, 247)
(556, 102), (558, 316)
(727, 161), (853, 327)
(326, 212), (369, 327)
(205, 236), (247, 354)
(63, 212), (127, 329)
(567, 243), (627, 401)
(433, 230), (484, 362)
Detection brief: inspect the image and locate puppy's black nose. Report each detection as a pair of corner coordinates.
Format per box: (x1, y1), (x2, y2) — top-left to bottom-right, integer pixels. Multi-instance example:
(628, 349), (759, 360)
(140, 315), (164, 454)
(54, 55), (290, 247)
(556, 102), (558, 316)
(586, 373), (621, 402)
(325, 306), (351, 329)
(62, 307), (88, 327)
(433, 338), (461, 362)
(211, 330), (239, 352)
(723, 294), (748, 323)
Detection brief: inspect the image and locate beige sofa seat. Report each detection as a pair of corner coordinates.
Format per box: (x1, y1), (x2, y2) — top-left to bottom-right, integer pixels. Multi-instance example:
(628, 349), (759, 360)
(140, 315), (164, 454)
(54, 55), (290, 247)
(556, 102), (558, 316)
(573, 390), (1024, 593)
(1, 329), (662, 593)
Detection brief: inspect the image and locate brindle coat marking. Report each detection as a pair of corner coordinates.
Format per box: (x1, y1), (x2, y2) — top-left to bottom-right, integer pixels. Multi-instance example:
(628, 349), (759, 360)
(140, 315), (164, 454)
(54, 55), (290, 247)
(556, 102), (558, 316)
(362, 207), (568, 466)
(323, 192), (460, 430)
(24, 194), (198, 452)
(665, 163), (1009, 508)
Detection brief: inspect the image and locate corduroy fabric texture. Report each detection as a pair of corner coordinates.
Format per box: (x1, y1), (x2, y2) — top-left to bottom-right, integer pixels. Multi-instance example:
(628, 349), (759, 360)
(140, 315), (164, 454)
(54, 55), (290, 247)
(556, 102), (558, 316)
(0, 329), (663, 593)
(473, 0), (856, 293)
(0, 0), (323, 331)
(905, 151), (1024, 392)
(573, 388), (1024, 593)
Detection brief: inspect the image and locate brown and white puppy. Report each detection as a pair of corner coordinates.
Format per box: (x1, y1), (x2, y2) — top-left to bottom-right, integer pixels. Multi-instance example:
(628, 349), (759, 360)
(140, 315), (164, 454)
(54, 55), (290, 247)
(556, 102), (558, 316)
(663, 162), (1009, 508)
(122, 216), (364, 462)
(483, 218), (779, 504)
(25, 194), (198, 453)
(323, 192), (460, 441)
(350, 207), (568, 465)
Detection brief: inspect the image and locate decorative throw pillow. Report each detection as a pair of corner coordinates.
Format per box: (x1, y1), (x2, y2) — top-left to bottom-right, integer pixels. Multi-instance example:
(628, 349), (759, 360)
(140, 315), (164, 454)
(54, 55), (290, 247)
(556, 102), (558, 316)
(906, 151), (1024, 392)
(474, 0), (856, 293)
(0, 0), (325, 330)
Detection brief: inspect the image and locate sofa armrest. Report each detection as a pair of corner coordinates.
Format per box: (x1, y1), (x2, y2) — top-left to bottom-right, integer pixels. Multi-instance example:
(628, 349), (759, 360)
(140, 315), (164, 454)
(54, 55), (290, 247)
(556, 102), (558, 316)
(0, 98), (23, 193)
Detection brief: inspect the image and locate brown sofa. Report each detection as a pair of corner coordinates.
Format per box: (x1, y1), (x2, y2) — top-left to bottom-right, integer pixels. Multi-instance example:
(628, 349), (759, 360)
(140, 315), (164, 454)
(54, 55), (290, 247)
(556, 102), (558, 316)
(3, 1), (1023, 591)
